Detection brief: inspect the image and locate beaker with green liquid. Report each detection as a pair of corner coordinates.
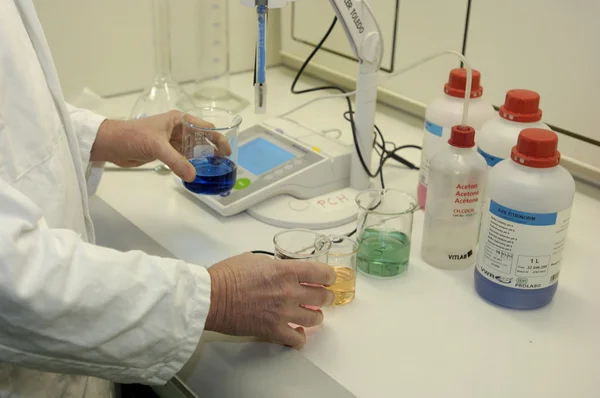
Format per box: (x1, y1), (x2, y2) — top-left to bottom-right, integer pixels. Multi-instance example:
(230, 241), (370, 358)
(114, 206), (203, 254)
(355, 189), (418, 278)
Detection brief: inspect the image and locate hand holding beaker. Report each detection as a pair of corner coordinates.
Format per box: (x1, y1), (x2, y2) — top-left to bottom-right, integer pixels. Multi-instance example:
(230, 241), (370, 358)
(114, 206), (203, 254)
(181, 107), (240, 195)
(92, 111), (198, 181)
(206, 253), (336, 349)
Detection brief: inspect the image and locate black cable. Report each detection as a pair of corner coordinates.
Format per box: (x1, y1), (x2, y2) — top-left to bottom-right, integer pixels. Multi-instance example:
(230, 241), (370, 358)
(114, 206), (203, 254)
(289, 16), (424, 240)
(252, 250), (274, 256)
(290, 17), (376, 181)
(343, 111), (421, 171)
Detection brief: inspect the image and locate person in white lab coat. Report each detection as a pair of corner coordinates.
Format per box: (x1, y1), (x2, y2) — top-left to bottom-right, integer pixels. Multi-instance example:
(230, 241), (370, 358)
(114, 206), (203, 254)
(0, 1), (337, 397)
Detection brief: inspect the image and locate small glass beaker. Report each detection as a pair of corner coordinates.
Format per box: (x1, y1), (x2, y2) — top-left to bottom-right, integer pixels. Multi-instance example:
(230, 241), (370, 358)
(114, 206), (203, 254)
(181, 107), (240, 196)
(355, 189), (418, 279)
(327, 236), (359, 306)
(273, 229), (331, 334)
(273, 229), (330, 263)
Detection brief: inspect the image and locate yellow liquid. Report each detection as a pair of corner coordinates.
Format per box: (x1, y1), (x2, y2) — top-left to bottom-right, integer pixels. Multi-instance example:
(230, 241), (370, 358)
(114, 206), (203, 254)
(327, 267), (356, 306)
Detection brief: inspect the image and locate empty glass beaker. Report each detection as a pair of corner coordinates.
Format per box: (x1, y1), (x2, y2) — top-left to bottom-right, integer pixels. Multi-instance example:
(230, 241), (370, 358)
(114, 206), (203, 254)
(355, 189), (418, 278)
(181, 107), (241, 196)
(273, 229), (330, 263)
(327, 236), (359, 306)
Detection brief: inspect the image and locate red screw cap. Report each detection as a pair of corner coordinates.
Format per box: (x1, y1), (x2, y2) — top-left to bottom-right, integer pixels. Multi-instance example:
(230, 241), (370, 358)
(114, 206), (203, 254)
(444, 68), (483, 99)
(500, 89), (543, 123)
(511, 128), (560, 168)
(448, 125), (476, 148)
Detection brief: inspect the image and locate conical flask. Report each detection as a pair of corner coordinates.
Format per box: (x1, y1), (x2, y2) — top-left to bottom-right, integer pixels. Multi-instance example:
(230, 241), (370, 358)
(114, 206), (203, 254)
(130, 0), (195, 119)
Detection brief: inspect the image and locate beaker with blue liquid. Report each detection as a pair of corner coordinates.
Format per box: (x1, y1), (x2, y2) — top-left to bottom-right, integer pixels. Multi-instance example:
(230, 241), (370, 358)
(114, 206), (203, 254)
(181, 107), (240, 195)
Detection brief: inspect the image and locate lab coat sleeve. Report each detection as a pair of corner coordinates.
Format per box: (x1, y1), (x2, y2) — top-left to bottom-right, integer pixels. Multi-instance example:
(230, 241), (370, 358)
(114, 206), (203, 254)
(65, 103), (106, 169)
(0, 178), (211, 385)
(65, 104), (107, 196)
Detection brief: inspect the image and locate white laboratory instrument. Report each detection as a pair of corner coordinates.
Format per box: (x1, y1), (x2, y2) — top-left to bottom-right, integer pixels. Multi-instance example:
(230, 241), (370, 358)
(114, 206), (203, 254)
(176, 118), (358, 229)
(243, 0), (383, 192)
(178, 0), (383, 229)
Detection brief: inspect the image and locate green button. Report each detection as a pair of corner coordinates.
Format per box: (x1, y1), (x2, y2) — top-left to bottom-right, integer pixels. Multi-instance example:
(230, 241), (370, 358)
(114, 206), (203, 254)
(234, 178), (251, 190)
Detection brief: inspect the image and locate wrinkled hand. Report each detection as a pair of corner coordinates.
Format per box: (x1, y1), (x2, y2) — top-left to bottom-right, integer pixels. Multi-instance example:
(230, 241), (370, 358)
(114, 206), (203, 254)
(205, 253), (337, 349)
(90, 111), (231, 182)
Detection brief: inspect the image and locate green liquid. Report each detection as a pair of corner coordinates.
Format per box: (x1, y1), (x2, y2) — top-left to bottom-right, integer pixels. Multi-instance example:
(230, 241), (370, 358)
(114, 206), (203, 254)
(357, 229), (411, 278)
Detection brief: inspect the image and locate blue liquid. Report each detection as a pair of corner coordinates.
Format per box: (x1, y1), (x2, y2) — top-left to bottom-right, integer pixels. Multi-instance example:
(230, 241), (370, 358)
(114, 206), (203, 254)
(184, 157), (237, 195)
(474, 268), (558, 310)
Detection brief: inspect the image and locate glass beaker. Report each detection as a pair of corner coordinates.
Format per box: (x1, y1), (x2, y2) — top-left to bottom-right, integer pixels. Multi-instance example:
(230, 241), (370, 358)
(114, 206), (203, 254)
(273, 229), (331, 334)
(327, 236), (359, 306)
(181, 107), (241, 196)
(355, 189), (418, 279)
(273, 229), (330, 263)
(130, 0), (195, 119)
(191, 0), (249, 112)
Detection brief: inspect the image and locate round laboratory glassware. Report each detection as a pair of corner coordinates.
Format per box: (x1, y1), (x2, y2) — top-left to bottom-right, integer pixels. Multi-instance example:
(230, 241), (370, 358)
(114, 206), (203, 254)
(181, 107), (241, 196)
(130, 0), (195, 119)
(327, 236), (359, 306)
(273, 229), (331, 263)
(355, 189), (418, 279)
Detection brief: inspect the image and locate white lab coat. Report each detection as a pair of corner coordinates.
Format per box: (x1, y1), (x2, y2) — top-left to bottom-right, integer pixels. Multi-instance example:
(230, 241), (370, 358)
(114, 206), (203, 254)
(0, 1), (211, 397)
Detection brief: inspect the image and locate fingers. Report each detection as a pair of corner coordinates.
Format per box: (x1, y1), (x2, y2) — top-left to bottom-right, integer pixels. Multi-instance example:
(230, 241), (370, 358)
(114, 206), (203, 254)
(288, 306), (324, 328)
(156, 143), (196, 182)
(298, 285), (335, 308)
(293, 262), (337, 286)
(274, 324), (307, 349)
(181, 113), (215, 129)
(179, 112), (232, 157)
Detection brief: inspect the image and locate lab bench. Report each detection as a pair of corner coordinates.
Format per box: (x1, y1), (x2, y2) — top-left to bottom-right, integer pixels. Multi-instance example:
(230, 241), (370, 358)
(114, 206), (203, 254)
(92, 67), (600, 398)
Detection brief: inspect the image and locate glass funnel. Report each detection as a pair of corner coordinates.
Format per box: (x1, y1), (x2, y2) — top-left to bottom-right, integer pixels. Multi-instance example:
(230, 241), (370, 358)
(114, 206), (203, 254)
(130, 0), (195, 119)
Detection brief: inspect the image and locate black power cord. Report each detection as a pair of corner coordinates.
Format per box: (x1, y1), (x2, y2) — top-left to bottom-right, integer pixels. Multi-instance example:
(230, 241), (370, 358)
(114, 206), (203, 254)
(251, 16), (424, 252)
(290, 17), (421, 189)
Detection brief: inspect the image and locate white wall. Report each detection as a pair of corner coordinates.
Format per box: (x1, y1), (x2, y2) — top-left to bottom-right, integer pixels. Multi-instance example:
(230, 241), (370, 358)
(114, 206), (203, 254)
(33, 0), (281, 99)
(281, 0), (600, 175)
(282, 0), (469, 106)
(465, 0), (600, 173)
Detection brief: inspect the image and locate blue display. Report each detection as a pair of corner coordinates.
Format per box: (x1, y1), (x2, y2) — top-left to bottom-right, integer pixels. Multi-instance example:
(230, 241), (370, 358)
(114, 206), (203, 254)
(238, 137), (295, 176)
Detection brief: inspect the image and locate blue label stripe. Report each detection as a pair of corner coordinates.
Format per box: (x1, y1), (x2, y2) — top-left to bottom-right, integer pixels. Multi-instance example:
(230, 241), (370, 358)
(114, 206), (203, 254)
(425, 120), (443, 137)
(489, 200), (557, 226)
(478, 147), (504, 167)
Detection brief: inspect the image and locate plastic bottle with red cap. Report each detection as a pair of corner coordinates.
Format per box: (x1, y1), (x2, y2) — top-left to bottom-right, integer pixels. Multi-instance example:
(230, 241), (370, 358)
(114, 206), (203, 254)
(477, 89), (550, 167)
(417, 68), (495, 209)
(475, 128), (575, 309)
(421, 125), (488, 269)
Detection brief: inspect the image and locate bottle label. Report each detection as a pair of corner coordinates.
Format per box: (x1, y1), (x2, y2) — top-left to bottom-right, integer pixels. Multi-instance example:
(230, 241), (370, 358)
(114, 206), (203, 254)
(425, 120), (444, 137)
(477, 147), (504, 167)
(477, 199), (571, 290)
(452, 182), (482, 218)
(419, 120), (451, 186)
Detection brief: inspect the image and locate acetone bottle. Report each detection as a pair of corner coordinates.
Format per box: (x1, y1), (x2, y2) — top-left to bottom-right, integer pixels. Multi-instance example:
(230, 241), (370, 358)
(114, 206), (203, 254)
(418, 68), (495, 209)
(421, 126), (488, 269)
